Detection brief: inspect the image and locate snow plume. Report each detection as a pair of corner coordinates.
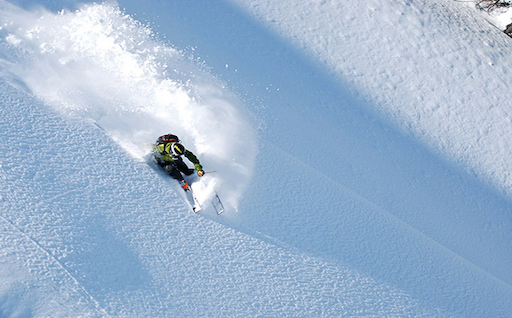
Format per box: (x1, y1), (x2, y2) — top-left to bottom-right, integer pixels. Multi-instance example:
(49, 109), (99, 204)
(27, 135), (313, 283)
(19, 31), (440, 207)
(0, 1), (256, 210)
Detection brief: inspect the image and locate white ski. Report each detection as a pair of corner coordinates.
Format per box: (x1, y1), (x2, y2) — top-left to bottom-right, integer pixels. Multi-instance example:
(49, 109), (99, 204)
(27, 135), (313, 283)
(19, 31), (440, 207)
(185, 189), (202, 213)
(211, 193), (224, 215)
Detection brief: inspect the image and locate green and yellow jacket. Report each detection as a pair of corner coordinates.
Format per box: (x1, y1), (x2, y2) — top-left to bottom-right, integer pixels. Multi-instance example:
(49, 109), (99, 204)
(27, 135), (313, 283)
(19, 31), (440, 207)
(153, 143), (203, 170)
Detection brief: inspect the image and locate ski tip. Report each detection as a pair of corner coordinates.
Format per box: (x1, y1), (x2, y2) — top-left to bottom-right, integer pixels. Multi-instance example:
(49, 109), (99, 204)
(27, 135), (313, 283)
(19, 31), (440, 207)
(216, 206), (225, 215)
(212, 194), (225, 215)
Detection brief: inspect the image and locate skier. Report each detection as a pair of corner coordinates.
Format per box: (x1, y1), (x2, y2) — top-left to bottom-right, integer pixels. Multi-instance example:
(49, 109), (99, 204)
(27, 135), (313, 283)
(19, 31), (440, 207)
(153, 134), (205, 191)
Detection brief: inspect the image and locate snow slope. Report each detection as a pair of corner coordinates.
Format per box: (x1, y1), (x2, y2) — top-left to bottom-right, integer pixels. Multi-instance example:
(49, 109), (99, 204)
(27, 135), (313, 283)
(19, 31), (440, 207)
(1, 0), (512, 317)
(229, 0), (512, 200)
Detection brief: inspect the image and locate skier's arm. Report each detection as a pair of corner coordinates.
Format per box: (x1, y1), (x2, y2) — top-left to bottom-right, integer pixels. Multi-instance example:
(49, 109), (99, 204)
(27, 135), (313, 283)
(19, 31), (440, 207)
(184, 150), (203, 171)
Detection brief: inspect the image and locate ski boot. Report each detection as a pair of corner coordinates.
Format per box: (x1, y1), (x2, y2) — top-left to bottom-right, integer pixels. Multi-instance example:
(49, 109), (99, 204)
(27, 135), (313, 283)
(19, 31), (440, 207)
(179, 179), (190, 192)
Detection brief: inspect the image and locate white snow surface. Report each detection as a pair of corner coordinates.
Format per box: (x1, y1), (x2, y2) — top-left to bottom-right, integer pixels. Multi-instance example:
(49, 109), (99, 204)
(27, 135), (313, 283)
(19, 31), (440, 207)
(0, 0), (511, 317)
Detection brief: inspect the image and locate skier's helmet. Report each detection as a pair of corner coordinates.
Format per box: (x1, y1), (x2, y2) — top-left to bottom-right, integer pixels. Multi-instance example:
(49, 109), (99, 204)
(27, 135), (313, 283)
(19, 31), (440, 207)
(171, 142), (185, 156)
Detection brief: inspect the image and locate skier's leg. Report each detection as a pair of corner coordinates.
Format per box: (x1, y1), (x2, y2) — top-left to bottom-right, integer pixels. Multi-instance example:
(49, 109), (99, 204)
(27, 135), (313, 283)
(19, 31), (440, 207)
(160, 163), (184, 180)
(175, 159), (195, 176)
(160, 162), (191, 191)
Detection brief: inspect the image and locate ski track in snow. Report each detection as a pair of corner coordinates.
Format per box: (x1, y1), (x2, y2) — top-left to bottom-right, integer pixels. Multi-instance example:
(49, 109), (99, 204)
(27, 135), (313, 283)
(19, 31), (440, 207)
(1, 0), (512, 316)
(0, 216), (109, 317)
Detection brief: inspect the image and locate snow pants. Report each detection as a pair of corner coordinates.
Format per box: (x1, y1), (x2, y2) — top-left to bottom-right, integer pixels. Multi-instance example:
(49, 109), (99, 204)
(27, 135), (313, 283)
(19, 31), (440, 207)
(158, 158), (194, 181)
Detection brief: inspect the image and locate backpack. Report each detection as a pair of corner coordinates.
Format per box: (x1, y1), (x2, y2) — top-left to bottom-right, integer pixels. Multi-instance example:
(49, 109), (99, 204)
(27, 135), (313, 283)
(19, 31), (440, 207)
(156, 134), (180, 145)
(154, 134), (180, 157)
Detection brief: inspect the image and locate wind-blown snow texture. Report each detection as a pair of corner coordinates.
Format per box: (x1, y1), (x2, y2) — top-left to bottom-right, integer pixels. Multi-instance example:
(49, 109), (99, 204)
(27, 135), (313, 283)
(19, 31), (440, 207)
(1, 0), (512, 317)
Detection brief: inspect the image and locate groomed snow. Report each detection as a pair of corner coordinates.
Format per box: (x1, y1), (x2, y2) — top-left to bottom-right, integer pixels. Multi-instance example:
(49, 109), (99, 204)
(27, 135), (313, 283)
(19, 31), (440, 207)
(1, 0), (512, 316)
